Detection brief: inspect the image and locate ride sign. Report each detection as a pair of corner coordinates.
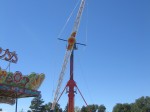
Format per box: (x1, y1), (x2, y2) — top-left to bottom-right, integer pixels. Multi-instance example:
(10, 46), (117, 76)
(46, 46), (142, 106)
(0, 47), (18, 63)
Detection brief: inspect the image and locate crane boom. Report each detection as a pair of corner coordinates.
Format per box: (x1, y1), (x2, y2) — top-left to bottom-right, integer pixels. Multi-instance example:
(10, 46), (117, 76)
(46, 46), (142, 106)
(51, 50), (72, 110)
(72, 0), (85, 33)
(51, 0), (85, 110)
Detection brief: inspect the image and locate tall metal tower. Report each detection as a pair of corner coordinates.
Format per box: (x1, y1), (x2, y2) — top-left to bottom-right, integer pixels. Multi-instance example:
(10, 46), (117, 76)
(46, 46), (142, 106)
(51, 1), (89, 112)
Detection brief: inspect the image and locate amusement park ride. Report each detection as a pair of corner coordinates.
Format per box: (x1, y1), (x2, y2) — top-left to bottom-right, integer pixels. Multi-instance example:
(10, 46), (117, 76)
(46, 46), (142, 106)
(51, 0), (90, 112)
(0, 47), (45, 112)
(0, 0), (88, 111)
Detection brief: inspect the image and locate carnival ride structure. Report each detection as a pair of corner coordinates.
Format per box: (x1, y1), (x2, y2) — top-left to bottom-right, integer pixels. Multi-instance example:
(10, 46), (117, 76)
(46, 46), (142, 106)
(0, 47), (45, 112)
(51, 0), (90, 112)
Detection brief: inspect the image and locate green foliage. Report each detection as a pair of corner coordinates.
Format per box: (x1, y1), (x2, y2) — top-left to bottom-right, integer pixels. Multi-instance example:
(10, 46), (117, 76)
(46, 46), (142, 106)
(131, 96), (150, 112)
(81, 104), (106, 112)
(44, 102), (52, 112)
(54, 103), (62, 112)
(113, 103), (131, 112)
(29, 94), (44, 112)
(27, 111), (31, 112)
(113, 96), (150, 112)
(28, 94), (62, 112)
(81, 106), (87, 112)
(98, 105), (106, 112)
(28, 95), (150, 112)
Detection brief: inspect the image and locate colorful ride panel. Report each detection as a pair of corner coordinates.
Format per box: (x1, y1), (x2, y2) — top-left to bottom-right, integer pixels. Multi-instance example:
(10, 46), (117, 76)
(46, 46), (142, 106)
(0, 68), (45, 105)
(0, 69), (45, 90)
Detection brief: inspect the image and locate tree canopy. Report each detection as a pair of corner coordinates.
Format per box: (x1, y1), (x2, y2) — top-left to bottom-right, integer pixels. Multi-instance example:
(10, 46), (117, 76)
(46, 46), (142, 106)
(28, 94), (62, 112)
(28, 95), (150, 112)
(81, 104), (106, 112)
(113, 96), (150, 112)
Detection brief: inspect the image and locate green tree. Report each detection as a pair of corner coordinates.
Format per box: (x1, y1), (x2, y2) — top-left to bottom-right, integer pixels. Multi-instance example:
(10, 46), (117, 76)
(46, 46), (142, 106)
(131, 96), (150, 112)
(81, 106), (87, 112)
(113, 103), (123, 112)
(29, 94), (44, 112)
(113, 103), (131, 112)
(55, 103), (62, 112)
(98, 105), (106, 112)
(113, 96), (150, 112)
(81, 104), (106, 112)
(44, 102), (52, 112)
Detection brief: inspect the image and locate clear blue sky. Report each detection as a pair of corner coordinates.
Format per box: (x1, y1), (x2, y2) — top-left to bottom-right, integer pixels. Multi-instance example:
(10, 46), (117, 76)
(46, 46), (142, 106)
(0, 0), (150, 112)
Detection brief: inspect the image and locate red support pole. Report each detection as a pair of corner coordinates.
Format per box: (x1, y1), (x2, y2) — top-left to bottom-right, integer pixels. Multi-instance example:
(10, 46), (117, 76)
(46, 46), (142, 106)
(57, 47), (89, 112)
(67, 79), (77, 112)
(67, 51), (76, 112)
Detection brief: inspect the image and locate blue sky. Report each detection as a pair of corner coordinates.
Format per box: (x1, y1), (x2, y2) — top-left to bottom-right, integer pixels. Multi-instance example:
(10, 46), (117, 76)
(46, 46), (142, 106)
(0, 0), (150, 112)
